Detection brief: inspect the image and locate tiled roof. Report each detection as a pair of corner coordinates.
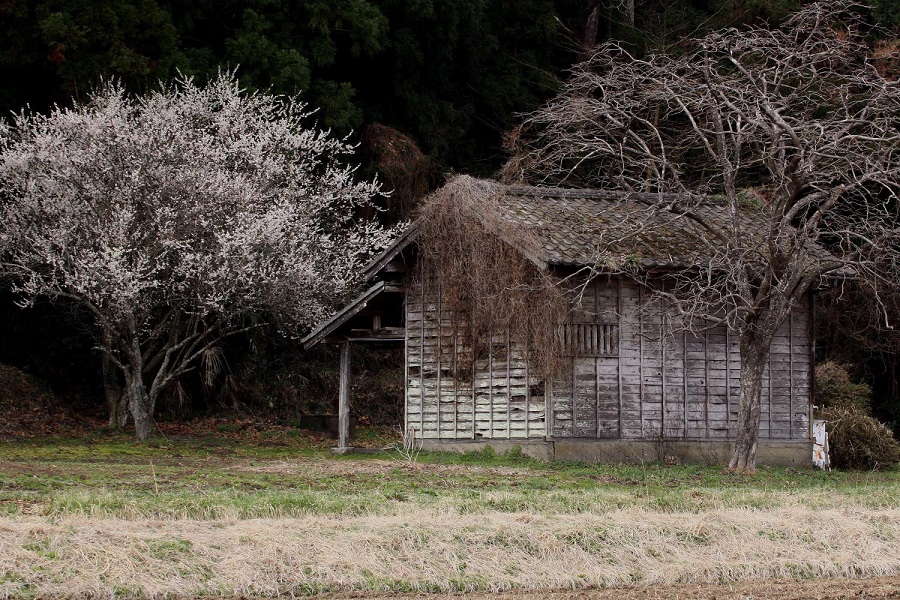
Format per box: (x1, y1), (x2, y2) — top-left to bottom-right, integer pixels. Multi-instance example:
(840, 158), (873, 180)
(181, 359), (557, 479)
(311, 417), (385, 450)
(496, 183), (762, 269)
(363, 175), (834, 276)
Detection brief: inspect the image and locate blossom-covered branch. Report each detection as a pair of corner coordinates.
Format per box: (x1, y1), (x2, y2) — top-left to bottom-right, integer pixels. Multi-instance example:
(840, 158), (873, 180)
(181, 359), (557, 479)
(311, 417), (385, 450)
(0, 73), (397, 440)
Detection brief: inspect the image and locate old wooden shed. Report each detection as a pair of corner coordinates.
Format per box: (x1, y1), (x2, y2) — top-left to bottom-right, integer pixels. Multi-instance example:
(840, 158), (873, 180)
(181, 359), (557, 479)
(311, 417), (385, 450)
(303, 176), (814, 465)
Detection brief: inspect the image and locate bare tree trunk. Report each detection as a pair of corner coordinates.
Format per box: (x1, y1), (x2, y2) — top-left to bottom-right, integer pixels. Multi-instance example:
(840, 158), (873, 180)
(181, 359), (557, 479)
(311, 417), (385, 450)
(118, 398), (129, 427)
(579, 0), (604, 62)
(124, 314), (154, 442)
(729, 331), (771, 471)
(99, 327), (127, 429)
(101, 351), (124, 428)
(127, 372), (153, 442)
(103, 370), (122, 428)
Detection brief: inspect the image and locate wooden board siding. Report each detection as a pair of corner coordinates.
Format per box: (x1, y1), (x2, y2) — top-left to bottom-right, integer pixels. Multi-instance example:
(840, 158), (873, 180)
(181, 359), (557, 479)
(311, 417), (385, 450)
(407, 277), (811, 442)
(560, 279), (810, 441)
(405, 281), (546, 440)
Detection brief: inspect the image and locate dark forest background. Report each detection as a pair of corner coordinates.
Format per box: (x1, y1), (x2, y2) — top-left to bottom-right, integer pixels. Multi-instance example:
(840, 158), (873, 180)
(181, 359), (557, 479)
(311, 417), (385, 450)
(1, 0), (899, 433)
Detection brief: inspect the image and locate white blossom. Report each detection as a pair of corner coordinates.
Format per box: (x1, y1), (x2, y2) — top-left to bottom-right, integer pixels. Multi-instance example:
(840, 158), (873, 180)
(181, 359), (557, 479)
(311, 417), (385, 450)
(0, 72), (396, 440)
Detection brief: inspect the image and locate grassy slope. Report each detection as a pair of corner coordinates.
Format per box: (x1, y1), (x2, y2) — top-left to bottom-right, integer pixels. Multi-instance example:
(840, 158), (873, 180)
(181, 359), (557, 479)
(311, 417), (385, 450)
(0, 431), (899, 597)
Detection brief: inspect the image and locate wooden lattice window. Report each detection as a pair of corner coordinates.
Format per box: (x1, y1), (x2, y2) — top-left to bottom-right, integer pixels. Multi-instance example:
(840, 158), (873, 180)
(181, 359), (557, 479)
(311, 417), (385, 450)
(560, 322), (619, 357)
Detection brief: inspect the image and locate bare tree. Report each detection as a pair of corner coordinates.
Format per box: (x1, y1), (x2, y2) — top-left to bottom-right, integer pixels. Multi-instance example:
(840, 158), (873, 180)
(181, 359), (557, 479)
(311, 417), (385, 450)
(505, 1), (900, 470)
(0, 74), (394, 441)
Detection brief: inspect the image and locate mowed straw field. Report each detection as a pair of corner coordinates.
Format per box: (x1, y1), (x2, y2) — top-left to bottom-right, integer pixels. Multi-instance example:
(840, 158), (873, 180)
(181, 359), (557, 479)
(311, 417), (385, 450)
(0, 430), (899, 598)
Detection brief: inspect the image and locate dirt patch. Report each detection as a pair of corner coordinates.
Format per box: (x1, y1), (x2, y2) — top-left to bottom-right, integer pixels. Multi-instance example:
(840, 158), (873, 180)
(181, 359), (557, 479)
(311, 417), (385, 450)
(238, 457), (527, 478)
(305, 575), (900, 599)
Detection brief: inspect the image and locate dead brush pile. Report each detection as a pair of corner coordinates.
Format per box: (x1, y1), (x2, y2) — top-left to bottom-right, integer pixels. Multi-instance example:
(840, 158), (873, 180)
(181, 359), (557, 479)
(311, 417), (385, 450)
(416, 175), (568, 377)
(820, 406), (900, 470)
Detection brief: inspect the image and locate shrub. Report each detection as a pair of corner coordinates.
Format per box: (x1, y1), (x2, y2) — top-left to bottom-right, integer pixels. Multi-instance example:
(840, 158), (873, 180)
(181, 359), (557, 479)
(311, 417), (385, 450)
(814, 361), (871, 411)
(815, 362), (900, 470)
(817, 406), (900, 471)
(0, 363), (54, 411)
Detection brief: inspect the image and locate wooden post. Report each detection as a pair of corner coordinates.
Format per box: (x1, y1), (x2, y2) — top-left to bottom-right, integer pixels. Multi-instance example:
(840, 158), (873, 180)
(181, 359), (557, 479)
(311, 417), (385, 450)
(338, 341), (351, 452)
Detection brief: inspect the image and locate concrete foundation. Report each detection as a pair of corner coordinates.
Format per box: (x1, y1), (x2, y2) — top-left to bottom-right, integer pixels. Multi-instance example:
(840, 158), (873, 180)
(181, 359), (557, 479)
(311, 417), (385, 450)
(419, 438), (813, 467)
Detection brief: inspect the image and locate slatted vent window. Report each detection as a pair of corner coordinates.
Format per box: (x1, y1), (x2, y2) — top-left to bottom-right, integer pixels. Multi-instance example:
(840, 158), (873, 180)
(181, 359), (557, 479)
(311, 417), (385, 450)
(560, 323), (619, 357)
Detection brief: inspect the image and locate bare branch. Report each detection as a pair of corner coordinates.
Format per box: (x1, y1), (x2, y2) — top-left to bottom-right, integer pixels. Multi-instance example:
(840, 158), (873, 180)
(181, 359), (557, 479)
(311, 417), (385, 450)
(508, 0), (900, 469)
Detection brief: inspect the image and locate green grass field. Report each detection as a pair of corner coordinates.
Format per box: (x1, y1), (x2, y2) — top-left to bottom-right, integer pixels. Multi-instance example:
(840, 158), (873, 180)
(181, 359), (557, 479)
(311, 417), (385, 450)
(0, 430), (899, 598)
(1, 430), (898, 518)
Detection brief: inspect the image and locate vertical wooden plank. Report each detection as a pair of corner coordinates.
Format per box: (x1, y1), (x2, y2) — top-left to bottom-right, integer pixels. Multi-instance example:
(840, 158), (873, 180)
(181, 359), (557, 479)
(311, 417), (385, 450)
(768, 337), (773, 440)
(571, 327), (577, 435)
(725, 326), (731, 438)
(809, 290), (815, 440)
(683, 330), (688, 437)
(766, 327), (773, 439)
(594, 354), (600, 439)
(471, 323), (477, 440)
(338, 341), (351, 451)
(789, 306), (794, 440)
(660, 296), (666, 436)
(419, 279), (425, 436)
(617, 278), (623, 438)
(436, 284), (442, 438)
(488, 325), (494, 437)
(704, 328), (710, 439)
(525, 336), (531, 439)
(404, 286), (410, 438)
(547, 379), (554, 437)
(507, 327), (512, 440)
(595, 280), (601, 439)
(639, 285), (644, 437)
(450, 314), (459, 439)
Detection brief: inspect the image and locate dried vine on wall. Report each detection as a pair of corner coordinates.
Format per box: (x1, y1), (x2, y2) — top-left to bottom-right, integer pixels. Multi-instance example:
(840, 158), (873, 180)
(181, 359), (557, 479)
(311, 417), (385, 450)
(415, 175), (569, 379)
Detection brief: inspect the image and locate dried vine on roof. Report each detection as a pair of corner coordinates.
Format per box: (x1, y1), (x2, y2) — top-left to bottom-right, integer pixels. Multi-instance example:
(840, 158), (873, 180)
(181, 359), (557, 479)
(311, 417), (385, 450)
(415, 175), (569, 378)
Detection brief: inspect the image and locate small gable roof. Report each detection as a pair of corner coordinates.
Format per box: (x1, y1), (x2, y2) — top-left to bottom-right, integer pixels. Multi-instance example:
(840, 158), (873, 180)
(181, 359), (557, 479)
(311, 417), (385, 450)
(362, 222), (419, 281)
(300, 281), (403, 349)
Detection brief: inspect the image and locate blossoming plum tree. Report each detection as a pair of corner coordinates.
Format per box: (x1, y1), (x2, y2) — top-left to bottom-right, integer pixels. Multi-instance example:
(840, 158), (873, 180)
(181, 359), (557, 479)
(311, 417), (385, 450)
(0, 74), (394, 440)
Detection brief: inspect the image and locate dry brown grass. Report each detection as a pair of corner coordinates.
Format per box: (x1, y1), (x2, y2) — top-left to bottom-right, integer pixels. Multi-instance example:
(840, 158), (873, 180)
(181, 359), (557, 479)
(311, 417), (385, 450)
(1, 505), (899, 598)
(358, 576), (900, 599)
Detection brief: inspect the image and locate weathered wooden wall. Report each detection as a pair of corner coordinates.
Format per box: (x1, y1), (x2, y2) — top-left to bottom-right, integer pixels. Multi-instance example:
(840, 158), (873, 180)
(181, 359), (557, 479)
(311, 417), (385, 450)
(406, 278), (811, 442)
(405, 280), (546, 440)
(548, 279), (811, 440)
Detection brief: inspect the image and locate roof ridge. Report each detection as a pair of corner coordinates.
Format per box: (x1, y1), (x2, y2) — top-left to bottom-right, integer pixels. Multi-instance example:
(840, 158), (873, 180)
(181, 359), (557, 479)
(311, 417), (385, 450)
(504, 184), (670, 204)
(503, 184), (752, 211)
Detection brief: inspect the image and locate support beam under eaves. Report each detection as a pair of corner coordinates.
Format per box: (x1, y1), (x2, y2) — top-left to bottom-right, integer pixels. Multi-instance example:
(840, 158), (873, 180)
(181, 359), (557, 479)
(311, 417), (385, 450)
(338, 341), (351, 452)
